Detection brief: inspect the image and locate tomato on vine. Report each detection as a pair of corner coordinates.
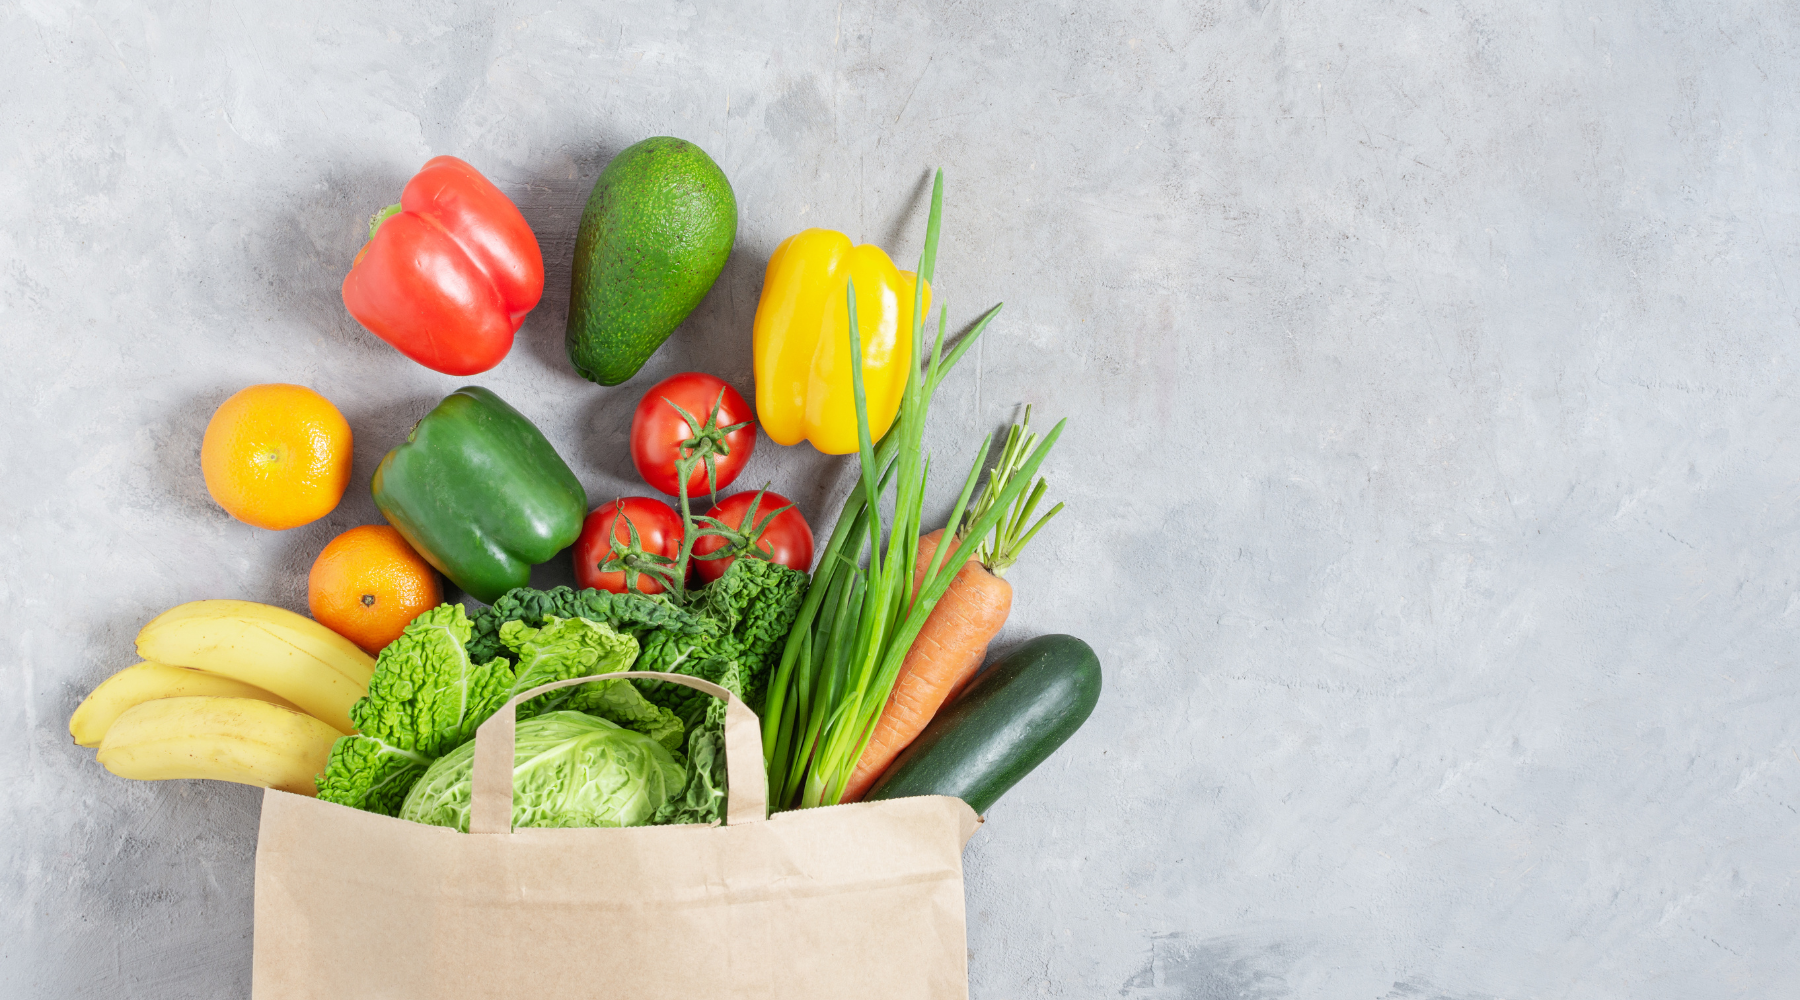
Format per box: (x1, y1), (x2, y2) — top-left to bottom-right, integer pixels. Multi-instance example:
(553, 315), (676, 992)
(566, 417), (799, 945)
(630, 372), (756, 499)
(573, 497), (684, 595)
(690, 489), (815, 584)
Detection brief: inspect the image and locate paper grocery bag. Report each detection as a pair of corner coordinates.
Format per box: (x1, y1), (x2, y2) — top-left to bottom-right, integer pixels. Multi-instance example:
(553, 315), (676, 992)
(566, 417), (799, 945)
(252, 671), (982, 1000)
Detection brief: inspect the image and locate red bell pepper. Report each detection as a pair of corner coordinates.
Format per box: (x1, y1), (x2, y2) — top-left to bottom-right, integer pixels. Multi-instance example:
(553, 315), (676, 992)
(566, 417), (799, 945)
(341, 156), (543, 376)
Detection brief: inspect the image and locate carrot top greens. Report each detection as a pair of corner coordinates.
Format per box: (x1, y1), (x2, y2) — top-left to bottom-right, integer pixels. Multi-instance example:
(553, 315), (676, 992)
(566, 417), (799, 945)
(964, 407), (1063, 578)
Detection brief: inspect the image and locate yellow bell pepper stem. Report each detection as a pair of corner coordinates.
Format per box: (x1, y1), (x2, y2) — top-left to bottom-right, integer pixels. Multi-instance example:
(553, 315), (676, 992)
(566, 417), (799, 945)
(753, 228), (931, 455)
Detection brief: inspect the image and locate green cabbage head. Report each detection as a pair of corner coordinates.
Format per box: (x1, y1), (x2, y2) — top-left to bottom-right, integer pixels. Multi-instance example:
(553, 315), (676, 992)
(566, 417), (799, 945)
(398, 710), (687, 833)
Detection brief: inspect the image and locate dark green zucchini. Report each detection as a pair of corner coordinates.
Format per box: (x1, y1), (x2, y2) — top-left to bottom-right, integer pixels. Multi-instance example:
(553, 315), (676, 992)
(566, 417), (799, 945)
(864, 634), (1101, 813)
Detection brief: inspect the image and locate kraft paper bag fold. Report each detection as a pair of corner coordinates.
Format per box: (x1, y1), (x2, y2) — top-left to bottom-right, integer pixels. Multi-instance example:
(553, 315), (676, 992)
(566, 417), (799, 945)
(252, 670), (982, 1000)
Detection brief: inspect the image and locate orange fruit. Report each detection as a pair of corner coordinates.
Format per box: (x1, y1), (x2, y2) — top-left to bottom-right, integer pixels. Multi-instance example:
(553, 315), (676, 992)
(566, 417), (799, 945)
(201, 384), (353, 530)
(308, 525), (442, 655)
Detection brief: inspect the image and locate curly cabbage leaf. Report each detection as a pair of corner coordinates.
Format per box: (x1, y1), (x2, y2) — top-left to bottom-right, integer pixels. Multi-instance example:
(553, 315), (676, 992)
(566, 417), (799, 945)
(398, 710), (687, 832)
(687, 557), (807, 709)
(500, 616), (683, 751)
(352, 604), (513, 757)
(650, 658), (743, 826)
(317, 604), (512, 815)
(468, 587), (721, 664)
(314, 735), (431, 815)
(562, 679), (685, 752)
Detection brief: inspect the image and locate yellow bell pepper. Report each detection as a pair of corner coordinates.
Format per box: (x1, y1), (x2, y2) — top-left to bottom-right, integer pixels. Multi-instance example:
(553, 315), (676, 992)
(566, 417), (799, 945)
(753, 228), (931, 455)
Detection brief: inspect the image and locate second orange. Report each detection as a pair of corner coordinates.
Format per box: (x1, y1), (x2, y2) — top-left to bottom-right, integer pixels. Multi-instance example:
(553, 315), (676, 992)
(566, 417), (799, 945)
(308, 525), (442, 655)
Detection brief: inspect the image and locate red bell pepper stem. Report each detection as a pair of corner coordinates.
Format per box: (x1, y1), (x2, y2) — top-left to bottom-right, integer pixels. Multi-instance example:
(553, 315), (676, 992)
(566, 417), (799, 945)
(368, 203), (403, 240)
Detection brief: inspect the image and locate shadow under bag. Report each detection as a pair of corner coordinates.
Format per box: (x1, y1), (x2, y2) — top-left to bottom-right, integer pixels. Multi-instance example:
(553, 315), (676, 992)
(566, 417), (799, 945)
(251, 670), (983, 1000)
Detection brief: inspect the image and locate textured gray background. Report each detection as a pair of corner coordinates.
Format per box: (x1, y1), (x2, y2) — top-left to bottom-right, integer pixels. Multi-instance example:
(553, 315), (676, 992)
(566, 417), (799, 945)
(3, 1), (1796, 997)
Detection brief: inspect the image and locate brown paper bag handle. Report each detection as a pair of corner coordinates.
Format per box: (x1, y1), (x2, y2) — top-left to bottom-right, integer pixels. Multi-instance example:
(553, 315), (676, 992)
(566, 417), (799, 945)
(469, 671), (768, 834)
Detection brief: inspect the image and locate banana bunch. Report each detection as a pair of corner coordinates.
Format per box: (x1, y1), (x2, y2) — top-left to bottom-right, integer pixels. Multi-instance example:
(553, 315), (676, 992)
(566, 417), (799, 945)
(72, 600), (376, 797)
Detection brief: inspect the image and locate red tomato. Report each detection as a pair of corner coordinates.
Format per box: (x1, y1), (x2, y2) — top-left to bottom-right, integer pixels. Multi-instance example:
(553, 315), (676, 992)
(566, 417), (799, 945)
(691, 490), (814, 584)
(630, 372), (756, 498)
(573, 498), (684, 595)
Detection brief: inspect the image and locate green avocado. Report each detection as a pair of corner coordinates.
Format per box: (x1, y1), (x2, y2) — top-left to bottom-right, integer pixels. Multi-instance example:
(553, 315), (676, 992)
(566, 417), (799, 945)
(565, 137), (738, 385)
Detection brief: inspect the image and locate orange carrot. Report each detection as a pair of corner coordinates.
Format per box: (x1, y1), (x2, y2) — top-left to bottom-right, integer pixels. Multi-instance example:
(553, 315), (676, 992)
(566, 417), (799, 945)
(840, 529), (1013, 802)
(840, 408), (1063, 803)
(924, 531), (999, 703)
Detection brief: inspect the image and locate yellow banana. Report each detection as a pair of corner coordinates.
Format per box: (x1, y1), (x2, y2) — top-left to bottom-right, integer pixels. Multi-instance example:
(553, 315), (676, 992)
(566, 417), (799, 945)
(135, 600), (375, 733)
(69, 661), (312, 747)
(96, 696), (339, 796)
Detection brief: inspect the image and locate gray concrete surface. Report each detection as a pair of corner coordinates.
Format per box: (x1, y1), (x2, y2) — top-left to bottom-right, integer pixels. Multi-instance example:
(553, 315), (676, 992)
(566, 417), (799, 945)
(3, 1), (1796, 996)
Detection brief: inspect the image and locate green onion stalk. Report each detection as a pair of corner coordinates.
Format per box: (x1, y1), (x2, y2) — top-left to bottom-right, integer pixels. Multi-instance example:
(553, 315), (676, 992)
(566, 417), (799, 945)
(759, 171), (1065, 810)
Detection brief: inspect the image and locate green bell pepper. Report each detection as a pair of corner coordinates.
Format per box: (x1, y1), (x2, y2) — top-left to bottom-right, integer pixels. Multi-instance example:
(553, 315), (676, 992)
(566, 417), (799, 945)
(372, 386), (586, 604)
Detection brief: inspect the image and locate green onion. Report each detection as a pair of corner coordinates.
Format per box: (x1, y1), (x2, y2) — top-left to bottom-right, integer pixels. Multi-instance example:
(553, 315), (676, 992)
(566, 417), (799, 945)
(760, 171), (1065, 809)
